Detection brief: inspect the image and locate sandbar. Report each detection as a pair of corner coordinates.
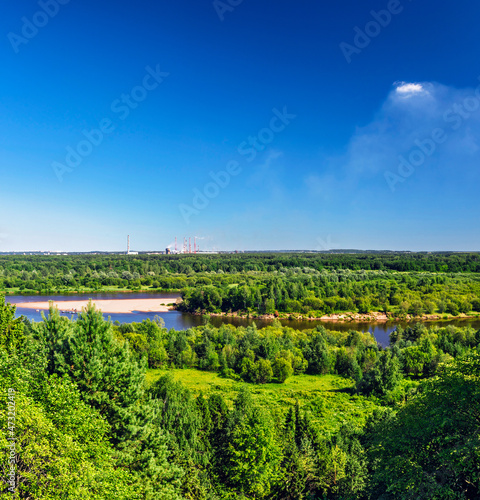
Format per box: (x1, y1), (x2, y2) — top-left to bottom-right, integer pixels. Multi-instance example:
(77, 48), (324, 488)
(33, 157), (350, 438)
(14, 298), (178, 314)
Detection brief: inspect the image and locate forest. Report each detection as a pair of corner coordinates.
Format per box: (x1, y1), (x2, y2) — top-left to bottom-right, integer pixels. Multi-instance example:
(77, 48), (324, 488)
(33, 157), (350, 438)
(1, 295), (479, 499)
(1, 252), (480, 319)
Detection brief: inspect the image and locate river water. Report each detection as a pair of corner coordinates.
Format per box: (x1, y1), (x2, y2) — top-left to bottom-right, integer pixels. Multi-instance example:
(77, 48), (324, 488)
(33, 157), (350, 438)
(7, 293), (480, 346)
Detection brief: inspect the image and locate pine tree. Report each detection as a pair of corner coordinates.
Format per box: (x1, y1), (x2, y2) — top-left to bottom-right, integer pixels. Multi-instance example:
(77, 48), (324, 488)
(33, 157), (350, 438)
(223, 387), (281, 498)
(305, 333), (331, 375)
(45, 303), (146, 441)
(0, 296), (25, 355)
(149, 374), (213, 498)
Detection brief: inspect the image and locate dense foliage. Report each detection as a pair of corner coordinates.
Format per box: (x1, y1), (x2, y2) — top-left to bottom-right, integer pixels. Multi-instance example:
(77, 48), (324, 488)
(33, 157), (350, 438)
(115, 317), (480, 393)
(1, 292), (480, 498)
(366, 351), (480, 498)
(179, 270), (480, 318)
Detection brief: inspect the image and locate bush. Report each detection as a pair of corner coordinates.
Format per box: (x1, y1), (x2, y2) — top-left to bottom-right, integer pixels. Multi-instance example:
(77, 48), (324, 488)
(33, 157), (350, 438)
(447, 301), (459, 316)
(254, 358), (273, 384)
(272, 357), (294, 383)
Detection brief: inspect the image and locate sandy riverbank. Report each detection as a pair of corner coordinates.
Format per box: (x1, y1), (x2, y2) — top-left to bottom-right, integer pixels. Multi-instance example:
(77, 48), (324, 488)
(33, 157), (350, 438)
(15, 298), (178, 314)
(201, 310), (479, 323)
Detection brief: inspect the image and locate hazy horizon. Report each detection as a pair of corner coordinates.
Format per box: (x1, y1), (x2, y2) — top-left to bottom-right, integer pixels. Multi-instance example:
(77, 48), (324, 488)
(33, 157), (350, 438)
(2, 247), (478, 254)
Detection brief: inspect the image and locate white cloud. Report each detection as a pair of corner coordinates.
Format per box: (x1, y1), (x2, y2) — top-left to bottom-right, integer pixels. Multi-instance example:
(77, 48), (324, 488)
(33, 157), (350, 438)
(395, 82), (427, 97)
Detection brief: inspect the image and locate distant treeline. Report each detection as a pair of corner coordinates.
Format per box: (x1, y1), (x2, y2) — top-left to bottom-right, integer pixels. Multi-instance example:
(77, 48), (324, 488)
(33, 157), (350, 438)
(1, 253), (480, 318)
(1, 251), (480, 286)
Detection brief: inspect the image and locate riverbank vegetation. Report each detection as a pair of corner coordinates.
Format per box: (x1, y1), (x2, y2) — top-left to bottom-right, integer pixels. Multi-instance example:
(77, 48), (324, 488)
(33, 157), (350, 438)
(2, 295), (479, 498)
(115, 315), (479, 397)
(1, 253), (480, 320)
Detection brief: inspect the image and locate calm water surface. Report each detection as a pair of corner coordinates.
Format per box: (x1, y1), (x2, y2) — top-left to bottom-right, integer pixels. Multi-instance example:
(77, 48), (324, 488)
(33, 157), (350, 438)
(7, 293), (480, 346)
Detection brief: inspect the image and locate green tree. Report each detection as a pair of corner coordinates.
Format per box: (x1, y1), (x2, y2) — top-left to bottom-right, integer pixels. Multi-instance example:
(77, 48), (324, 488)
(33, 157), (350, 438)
(224, 388), (281, 498)
(273, 357), (294, 383)
(359, 350), (402, 397)
(402, 345), (426, 377)
(0, 296), (25, 355)
(38, 304), (146, 439)
(254, 358), (273, 384)
(275, 403), (319, 499)
(335, 347), (362, 382)
(149, 374), (211, 498)
(305, 333), (331, 375)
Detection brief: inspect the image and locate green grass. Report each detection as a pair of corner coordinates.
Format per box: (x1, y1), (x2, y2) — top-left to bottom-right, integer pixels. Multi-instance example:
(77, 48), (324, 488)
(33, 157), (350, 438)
(146, 368), (351, 392)
(146, 368), (378, 436)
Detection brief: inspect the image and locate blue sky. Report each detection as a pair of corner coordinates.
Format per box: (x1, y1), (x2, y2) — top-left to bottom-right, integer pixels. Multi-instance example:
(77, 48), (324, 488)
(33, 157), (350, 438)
(1, 0), (479, 251)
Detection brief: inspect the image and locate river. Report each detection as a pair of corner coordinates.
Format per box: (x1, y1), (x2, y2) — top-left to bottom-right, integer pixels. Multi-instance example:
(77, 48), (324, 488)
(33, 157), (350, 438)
(7, 293), (480, 346)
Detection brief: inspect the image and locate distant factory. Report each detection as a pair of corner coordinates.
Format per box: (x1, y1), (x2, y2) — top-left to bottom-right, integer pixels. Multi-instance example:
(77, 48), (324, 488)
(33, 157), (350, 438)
(166, 236), (197, 254)
(166, 237), (218, 255)
(121, 235), (218, 255)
